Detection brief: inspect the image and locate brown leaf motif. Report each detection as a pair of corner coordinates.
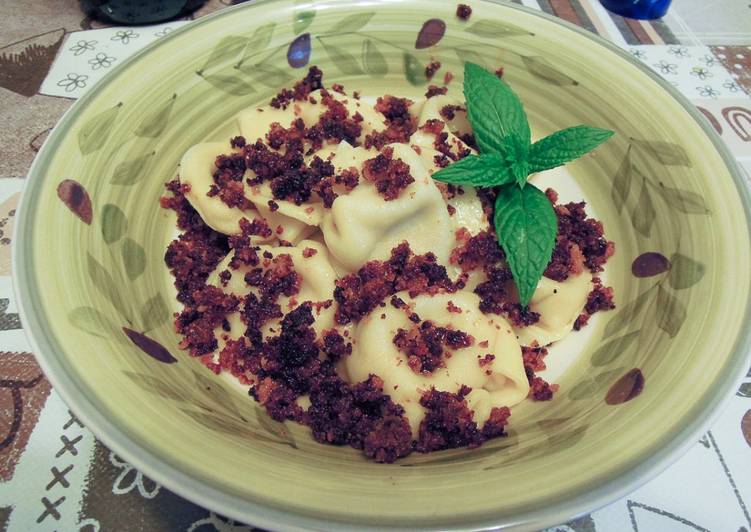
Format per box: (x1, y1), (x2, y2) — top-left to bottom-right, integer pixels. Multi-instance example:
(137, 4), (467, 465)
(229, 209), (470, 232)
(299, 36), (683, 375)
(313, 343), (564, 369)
(605, 368), (645, 405)
(415, 19), (446, 49)
(742, 410), (751, 447)
(287, 33), (311, 68)
(57, 179), (92, 224)
(122, 327), (177, 363)
(631, 252), (670, 278)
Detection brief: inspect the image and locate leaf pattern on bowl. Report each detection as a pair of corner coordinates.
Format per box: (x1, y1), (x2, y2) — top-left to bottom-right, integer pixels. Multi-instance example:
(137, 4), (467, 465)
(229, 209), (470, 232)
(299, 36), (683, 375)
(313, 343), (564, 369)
(605, 368), (645, 405)
(362, 40), (388, 76)
(287, 33), (311, 68)
(403, 52), (426, 86)
(464, 20), (532, 39)
(667, 253), (706, 289)
(415, 19), (446, 49)
(57, 179), (93, 224)
(293, 0), (316, 35)
(122, 327), (177, 364)
(110, 150), (156, 185)
(317, 37), (364, 75)
(631, 252), (671, 278)
(590, 330), (640, 367)
(101, 203), (128, 244)
(121, 237), (146, 281)
(135, 94), (177, 138)
(78, 102), (122, 155)
(87, 253), (132, 322)
(139, 293), (171, 332)
(521, 56), (578, 86)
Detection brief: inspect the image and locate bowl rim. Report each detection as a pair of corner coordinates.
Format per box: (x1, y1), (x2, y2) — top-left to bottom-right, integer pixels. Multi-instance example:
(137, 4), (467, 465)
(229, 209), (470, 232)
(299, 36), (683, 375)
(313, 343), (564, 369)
(13, 0), (751, 530)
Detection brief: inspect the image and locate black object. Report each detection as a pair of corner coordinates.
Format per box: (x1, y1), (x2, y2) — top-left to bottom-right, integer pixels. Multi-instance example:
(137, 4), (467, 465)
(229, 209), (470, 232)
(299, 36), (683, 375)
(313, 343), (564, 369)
(79, 0), (206, 25)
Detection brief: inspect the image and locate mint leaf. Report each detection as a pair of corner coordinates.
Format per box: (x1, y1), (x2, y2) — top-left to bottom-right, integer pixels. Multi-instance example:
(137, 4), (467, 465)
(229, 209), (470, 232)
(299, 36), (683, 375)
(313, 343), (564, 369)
(494, 183), (557, 307)
(431, 154), (514, 187)
(511, 159), (529, 187)
(528, 125), (614, 174)
(463, 62), (530, 161)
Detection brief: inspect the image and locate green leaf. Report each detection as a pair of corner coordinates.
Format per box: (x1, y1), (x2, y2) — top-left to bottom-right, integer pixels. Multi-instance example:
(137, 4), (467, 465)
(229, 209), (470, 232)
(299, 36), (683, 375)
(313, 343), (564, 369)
(528, 126), (614, 174)
(101, 204), (128, 244)
(124, 371), (184, 400)
(403, 52), (426, 86)
(111, 151), (156, 185)
(140, 293), (171, 332)
(568, 368), (625, 400)
(431, 154), (513, 187)
(362, 40), (388, 76)
(236, 63), (293, 88)
(78, 103), (122, 155)
(590, 330), (640, 367)
(655, 285), (686, 338)
(512, 159), (529, 187)
(199, 73), (256, 96)
(318, 38), (364, 75)
(246, 22), (276, 53)
(493, 183), (557, 307)
(87, 253), (131, 321)
(68, 306), (122, 340)
(632, 179), (656, 237)
(631, 139), (690, 166)
(293, 0), (316, 34)
(521, 56), (578, 86)
(198, 36), (248, 74)
(464, 20), (532, 38)
(463, 62), (530, 160)
(655, 183), (710, 214)
(667, 252), (705, 290)
(603, 285), (657, 338)
(453, 48), (487, 69)
(611, 147), (633, 213)
(121, 237), (146, 281)
(255, 406), (298, 449)
(336, 12), (375, 32)
(134, 94), (176, 137)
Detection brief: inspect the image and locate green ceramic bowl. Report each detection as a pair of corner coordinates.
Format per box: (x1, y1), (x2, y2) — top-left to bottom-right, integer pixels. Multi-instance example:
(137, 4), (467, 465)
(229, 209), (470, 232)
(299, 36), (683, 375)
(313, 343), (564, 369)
(14, 0), (751, 530)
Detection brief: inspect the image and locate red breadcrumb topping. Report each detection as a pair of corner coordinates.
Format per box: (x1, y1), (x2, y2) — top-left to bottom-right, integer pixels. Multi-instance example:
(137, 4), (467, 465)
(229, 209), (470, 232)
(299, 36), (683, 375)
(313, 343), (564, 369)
(521, 345), (558, 401)
(364, 96), (417, 150)
(450, 229), (504, 272)
(425, 61), (441, 80)
(456, 3), (473, 20)
(175, 285), (240, 356)
(334, 242), (456, 324)
(161, 179), (230, 305)
(393, 320), (474, 374)
(544, 188), (616, 279)
(440, 104), (464, 120)
(495, 67), (504, 79)
(574, 277), (616, 330)
(420, 119), (472, 162)
(362, 146), (415, 200)
(444, 71), (454, 85)
(270, 65), (323, 109)
(416, 388), (510, 452)
(302, 247), (318, 258)
(447, 301), (462, 313)
(425, 85), (449, 98)
(320, 329), (352, 362)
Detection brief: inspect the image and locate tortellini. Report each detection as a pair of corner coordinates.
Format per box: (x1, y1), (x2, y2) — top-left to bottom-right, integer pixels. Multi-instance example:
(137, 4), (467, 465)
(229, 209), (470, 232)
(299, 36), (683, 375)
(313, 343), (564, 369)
(320, 143), (453, 272)
(513, 273), (593, 347)
(344, 291), (529, 435)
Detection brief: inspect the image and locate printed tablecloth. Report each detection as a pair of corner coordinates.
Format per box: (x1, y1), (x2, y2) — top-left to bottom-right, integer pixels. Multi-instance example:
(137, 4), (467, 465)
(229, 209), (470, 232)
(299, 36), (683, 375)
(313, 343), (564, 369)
(1, 0), (750, 530)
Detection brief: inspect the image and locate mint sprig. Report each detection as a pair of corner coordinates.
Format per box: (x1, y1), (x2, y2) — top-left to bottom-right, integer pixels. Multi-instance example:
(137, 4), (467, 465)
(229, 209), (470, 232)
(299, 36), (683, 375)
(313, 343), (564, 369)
(433, 62), (614, 307)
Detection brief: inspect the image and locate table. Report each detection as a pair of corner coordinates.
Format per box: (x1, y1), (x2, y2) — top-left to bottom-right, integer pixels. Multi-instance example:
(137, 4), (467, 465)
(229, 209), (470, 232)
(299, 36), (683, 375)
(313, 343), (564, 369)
(1, 0), (749, 530)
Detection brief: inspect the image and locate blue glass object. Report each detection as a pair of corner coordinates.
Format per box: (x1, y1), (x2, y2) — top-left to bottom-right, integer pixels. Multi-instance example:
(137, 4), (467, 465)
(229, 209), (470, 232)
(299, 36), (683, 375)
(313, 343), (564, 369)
(599, 0), (672, 20)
